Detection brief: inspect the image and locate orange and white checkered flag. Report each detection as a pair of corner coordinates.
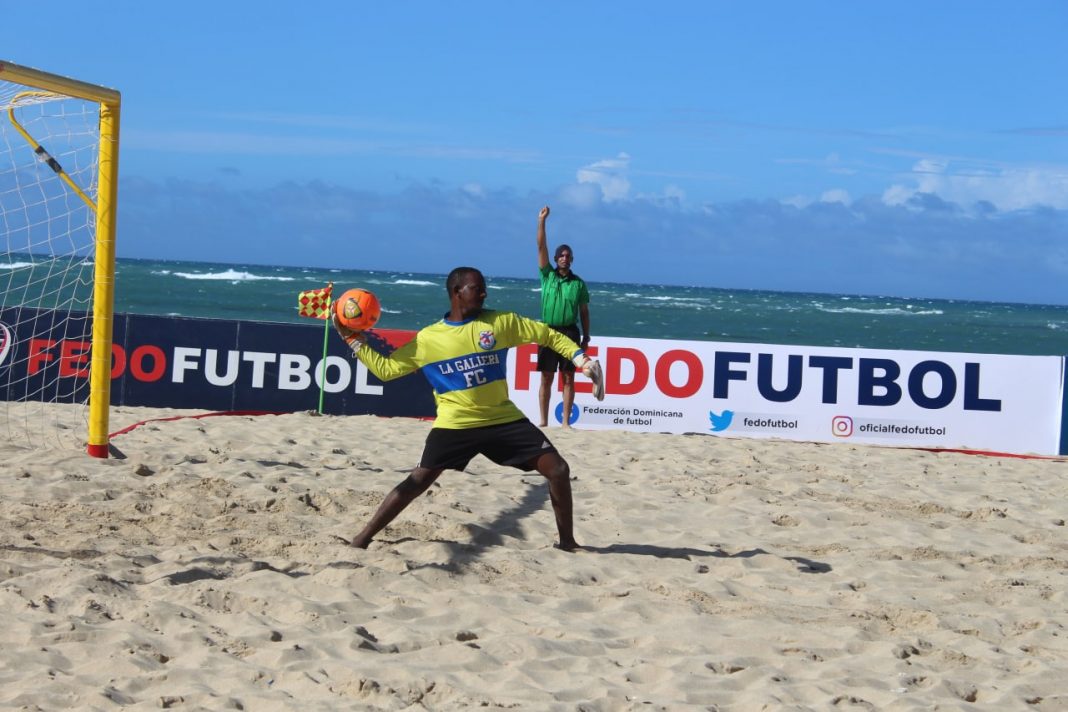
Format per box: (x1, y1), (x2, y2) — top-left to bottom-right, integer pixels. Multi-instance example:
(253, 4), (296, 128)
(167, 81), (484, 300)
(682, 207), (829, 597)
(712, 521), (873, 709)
(297, 283), (333, 319)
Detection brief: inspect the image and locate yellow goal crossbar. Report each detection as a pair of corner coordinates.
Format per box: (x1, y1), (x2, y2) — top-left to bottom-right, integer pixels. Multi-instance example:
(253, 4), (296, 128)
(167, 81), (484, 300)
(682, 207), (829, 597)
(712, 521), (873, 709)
(0, 61), (121, 458)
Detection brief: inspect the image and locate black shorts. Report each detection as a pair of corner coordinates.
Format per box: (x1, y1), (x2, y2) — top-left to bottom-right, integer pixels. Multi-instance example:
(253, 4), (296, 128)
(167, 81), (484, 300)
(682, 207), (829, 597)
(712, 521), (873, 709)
(537, 324), (581, 373)
(419, 419), (558, 472)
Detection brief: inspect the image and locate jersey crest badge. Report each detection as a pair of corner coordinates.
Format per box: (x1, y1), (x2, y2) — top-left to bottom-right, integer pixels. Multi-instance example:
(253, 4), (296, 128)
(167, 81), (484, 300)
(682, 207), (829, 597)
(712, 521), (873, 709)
(478, 330), (496, 350)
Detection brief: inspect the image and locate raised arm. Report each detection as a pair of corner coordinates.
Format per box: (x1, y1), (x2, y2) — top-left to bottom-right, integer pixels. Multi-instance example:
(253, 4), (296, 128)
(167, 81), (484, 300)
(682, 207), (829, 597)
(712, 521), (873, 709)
(537, 205), (550, 270)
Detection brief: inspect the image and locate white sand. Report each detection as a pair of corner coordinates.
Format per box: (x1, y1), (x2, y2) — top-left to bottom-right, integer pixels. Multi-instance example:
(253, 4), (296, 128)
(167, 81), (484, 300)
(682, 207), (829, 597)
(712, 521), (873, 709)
(2, 404), (1067, 710)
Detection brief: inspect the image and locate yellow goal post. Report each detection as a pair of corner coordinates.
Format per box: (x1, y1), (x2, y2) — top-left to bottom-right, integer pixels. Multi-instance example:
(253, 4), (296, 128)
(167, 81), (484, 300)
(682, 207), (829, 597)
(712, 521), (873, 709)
(0, 61), (120, 457)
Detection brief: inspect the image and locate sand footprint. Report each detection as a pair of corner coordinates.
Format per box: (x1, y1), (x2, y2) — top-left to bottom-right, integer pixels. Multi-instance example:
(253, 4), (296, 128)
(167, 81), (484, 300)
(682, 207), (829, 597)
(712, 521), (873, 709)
(704, 661), (745, 674)
(831, 695), (876, 710)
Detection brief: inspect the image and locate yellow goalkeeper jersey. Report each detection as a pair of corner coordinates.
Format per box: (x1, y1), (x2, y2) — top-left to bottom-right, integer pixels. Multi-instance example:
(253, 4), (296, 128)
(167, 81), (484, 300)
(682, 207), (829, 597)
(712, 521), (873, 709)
(356, 309), (584, 429)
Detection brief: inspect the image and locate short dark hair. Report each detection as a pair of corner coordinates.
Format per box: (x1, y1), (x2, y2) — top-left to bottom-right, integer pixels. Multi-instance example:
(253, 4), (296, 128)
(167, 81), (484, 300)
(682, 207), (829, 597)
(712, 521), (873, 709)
(446, 266), (483, 294)
(554, 244), (573, 260)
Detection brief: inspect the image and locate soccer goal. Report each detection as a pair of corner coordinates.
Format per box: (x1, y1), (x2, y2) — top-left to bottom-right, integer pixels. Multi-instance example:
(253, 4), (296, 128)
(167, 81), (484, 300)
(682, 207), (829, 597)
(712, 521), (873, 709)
(0, 61), (120, 457)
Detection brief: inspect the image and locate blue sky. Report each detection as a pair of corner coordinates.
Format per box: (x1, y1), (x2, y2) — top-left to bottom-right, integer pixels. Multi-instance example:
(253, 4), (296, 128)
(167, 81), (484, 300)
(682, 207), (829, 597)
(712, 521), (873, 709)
(4, 2), (1067, 304)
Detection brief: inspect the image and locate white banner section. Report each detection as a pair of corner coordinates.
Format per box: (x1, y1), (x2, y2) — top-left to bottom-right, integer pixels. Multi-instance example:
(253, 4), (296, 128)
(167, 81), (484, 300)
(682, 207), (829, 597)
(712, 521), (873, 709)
(507, 337), (1066, 456)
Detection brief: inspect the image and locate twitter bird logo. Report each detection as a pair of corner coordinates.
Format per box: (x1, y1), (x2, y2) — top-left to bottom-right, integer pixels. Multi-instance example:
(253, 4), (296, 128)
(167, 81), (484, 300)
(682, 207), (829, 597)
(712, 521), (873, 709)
(709, 410), (734, 432)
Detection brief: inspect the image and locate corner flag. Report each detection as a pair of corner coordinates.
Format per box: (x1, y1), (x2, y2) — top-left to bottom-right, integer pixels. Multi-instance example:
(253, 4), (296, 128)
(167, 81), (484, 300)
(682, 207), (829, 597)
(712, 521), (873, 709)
(297, 282), (333, 414)
(298, 284), (333, 319)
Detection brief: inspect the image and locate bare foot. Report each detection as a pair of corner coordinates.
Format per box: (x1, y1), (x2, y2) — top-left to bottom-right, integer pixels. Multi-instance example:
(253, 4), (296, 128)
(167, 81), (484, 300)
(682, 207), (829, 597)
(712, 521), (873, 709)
(351, 536), (371, 549)
(555, 540), (581, 552)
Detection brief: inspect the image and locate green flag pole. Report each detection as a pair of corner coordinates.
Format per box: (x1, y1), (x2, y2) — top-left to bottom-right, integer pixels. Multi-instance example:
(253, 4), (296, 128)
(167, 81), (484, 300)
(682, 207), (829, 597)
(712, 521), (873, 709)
(317, 284), (333, 414)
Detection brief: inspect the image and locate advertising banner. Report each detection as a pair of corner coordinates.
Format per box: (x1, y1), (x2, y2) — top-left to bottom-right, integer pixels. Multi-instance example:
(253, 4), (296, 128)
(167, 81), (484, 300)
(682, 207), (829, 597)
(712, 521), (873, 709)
(2, 309), (1064, 455)
(0, 308), (435, 419)
(507, 335), (1067, 456)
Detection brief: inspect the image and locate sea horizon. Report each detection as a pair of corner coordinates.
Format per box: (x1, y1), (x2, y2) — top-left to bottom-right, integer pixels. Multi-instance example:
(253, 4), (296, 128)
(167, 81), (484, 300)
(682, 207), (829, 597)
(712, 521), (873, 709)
(116, 254), (1068, 311)
(3, 253), (1067, 358)
(108, 255), (1068, 358)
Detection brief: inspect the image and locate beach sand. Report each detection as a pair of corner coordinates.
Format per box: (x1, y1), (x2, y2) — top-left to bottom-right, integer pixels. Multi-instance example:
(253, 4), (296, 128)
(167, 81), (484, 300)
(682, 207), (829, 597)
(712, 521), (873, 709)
(2, 404), (1066, 710)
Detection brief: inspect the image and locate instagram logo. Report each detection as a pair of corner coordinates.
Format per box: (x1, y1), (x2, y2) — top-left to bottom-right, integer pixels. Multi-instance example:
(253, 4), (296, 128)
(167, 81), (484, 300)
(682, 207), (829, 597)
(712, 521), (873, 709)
(831, 415), (853, 437)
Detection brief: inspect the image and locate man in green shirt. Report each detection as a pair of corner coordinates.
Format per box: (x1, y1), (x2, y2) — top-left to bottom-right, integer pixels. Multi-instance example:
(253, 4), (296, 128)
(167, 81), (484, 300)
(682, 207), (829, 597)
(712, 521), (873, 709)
(536, 205), (591, 428)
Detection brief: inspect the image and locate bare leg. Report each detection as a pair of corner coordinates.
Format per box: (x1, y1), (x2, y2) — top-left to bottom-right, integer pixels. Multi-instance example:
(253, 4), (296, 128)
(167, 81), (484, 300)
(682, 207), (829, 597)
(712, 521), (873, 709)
(533, 451), (578, 550)
(538, 371), (555, 427)
(351, 466), (443, 548)
(560, 371), (576, 429)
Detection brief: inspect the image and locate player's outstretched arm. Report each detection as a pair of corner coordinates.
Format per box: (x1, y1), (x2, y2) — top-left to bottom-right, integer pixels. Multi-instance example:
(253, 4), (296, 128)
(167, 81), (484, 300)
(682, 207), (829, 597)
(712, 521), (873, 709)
(332, 313), (420, 382)
(505, 311), (605, 401)
(537, 205), (550, 270)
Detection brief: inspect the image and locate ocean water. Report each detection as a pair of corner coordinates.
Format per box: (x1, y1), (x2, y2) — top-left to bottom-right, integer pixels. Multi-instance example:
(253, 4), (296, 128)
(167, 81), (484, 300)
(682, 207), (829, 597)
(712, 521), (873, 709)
(5, 256), (1068, 357)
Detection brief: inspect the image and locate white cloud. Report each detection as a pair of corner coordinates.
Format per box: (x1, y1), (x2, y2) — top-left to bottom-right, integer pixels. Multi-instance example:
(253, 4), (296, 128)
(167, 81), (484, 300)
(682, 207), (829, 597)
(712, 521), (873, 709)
(576, 152), (631, 202)
(881, 184), (913, 206)
(820, 189), (851, 204)
(883, 160), (1068, 210)
(913, 158), (948, 174)
(559, 181), (603, 210)
(782, 190), (851, 208)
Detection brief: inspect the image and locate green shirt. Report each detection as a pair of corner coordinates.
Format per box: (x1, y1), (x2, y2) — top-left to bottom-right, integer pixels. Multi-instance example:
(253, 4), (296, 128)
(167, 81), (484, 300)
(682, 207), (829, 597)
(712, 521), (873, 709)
(539, 264), (589, 327)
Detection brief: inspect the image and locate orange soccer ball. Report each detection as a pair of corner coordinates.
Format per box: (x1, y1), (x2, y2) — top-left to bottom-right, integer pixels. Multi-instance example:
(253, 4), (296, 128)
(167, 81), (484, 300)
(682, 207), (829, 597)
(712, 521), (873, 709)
(335, 288), (381, 331)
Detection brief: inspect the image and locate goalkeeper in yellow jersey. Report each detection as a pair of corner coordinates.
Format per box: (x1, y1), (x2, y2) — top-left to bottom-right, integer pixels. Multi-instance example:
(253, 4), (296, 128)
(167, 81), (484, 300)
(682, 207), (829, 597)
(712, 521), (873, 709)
(333, 266), (604, 551)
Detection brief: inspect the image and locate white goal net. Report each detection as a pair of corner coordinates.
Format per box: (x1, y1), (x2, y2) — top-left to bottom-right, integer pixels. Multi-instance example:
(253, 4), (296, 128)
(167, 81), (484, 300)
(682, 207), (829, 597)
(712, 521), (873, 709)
(1, 66), (116, 453)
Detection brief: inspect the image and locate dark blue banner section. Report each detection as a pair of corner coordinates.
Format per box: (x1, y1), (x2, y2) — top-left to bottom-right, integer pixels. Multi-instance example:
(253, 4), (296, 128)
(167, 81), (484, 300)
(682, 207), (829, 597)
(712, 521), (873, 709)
(0, 308), (435, 419)
(0, 306), (93, 405)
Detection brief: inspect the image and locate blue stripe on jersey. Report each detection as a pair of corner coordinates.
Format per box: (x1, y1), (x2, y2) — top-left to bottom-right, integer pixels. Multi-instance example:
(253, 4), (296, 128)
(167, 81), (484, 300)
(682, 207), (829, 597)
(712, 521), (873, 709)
(421, 349), (510, 394)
